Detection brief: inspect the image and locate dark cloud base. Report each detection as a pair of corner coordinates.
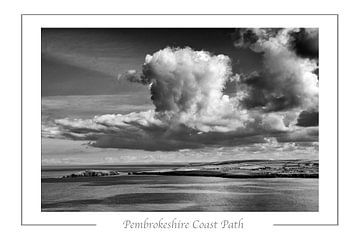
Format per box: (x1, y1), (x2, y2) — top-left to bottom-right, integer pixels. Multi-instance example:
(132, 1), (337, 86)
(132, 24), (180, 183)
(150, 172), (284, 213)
(289, 28), (319, 60)
(49, 119), (318, 151)
(296, 111), (319, 127)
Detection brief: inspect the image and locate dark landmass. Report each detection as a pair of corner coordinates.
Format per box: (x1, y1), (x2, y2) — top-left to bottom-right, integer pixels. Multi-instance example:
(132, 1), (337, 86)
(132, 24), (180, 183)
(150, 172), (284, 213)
(131, 159), (318, 178)
(61, 170), (123, 178)
(60, 159), (318, 179)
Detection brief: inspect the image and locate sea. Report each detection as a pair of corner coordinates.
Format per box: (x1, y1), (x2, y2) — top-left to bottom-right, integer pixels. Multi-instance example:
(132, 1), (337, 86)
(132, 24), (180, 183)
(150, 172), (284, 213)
(41, 165), (318, 212)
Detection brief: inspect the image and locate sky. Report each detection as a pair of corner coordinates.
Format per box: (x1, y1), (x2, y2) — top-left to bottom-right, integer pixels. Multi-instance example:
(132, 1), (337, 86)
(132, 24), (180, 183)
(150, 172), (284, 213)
(41, 28), (319, 165)
(42, 28), (261, 96)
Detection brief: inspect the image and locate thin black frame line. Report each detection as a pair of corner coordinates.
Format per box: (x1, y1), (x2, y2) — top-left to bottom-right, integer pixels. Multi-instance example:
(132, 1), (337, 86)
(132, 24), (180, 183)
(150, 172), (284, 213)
(22, 14), (339, 16)
(274, 14), (339, 227)
(337, 13), (339, 226)
(21, 14), (96, 227)
(22, 224), (97, 226)
(21, 13), (23, 226)
(21, 13), (338, 227)
(273, 224), (338, 226)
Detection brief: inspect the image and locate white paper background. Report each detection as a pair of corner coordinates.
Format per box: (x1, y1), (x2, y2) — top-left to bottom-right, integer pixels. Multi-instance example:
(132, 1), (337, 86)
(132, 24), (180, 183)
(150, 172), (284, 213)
(22, 14), (337, 227)
(2, 0), (358, 237)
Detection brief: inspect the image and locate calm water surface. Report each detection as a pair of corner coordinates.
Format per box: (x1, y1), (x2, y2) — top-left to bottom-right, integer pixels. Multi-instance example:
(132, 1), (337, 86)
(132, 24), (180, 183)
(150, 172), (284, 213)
(42, 171), (318, 211)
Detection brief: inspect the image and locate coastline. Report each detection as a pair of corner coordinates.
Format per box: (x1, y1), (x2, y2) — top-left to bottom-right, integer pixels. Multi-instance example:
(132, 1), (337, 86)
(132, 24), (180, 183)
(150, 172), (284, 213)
(55, 159), (318, 179)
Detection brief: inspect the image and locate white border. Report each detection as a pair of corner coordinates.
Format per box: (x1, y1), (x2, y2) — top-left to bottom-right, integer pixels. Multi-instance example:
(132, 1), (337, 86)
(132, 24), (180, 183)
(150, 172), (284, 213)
(22, 15), (338, 228)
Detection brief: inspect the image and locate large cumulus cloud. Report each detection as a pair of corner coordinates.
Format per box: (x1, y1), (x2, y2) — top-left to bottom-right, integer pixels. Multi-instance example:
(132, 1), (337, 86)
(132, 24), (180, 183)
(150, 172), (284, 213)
(43, 28), (319, 151)
(233, 28), (318, 112)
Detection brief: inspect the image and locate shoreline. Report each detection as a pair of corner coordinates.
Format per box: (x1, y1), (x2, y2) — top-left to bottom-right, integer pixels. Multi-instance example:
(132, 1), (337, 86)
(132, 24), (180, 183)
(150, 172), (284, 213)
(53, 159), (318, 180)
(130, 170), (319, 178)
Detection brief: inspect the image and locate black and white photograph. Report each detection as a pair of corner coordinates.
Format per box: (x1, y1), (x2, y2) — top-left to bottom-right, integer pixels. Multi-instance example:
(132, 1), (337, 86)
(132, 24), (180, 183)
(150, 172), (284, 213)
(41, 27), (319, 212)
(5, 0), (360, 236)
